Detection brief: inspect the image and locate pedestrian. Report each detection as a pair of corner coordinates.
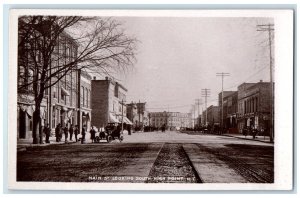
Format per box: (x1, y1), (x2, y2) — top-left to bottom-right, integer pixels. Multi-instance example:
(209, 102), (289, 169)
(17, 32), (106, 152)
(59, 124), (63, 142)
(44, 123), (51, 143)
(74, 125), (79, 142)
(64, 126), (68, 143)
(127, 125), (131, 135)
(69, 124), (74, 141)
(55, 124), (60, 142)
(90, 126), (96, 143)
(81, 125), (86, 144)
(162, 124), (166, 132)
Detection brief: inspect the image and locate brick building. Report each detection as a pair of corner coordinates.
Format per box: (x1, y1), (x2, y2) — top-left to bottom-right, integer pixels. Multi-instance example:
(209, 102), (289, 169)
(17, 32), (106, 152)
(218, 91), (238, 133)
(206, 105), (220, 127)
(18, 29), (80, 139)
(237, 80), (273, 135)
(48, 32), (79, 131)
(91, 77), (132, 130)
(126, 102), (138, 125)
(78, 70), (92, 131)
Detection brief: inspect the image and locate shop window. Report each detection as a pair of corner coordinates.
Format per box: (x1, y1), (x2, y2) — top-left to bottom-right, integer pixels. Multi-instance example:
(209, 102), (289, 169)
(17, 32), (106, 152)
(61, 90), (64, 101)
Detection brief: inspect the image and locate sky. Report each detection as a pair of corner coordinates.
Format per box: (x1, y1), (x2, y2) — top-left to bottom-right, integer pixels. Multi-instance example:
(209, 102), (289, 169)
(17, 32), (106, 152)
(107, 17), (273, 114)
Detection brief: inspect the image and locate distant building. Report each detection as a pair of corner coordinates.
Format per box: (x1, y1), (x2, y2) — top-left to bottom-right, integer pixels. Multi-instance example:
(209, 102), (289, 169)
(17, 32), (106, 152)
(237, 80), (273, 135)
(149, 111), (192, 130)
(218, 91), (238, 133)
(126, 102), (138, 124)
(136, 102), (149, 127)
(206, 105), (220, 127)
(91, 77), (132, 130)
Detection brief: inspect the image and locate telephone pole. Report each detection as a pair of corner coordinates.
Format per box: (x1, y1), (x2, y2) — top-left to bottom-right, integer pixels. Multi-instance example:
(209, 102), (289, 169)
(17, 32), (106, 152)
(216, 72), (230, 131)
(257, 23), (274, 143)
(201, 89), (210, 126)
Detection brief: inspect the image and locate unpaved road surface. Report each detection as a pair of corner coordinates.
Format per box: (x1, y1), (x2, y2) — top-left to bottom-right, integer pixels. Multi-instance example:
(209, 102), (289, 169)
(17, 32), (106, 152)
(17, 131), (273, 183)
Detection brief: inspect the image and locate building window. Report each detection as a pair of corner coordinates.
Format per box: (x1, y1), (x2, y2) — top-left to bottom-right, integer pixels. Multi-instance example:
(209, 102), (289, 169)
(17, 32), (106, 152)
(87, 89), (90, 108)
(52, 107), (56, 128)
(61, 90), (64, 101)
(81, 86), (84, 107)
(255, 97), (258, 112)
(18, 65), (25, 86)
(85, 87), (88, 107)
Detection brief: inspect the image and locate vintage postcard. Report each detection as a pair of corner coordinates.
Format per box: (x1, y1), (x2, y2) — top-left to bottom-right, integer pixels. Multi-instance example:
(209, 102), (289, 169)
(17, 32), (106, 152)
(7, 9), (294, 191)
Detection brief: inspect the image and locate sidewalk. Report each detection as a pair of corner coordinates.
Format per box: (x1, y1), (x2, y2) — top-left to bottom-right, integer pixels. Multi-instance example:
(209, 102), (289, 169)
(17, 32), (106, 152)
(222, 133), (274, 144)
(17, 135), (79, 151)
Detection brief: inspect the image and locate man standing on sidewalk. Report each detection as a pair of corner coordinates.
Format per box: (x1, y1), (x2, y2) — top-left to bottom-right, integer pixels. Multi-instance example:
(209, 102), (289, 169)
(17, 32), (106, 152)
(55, 124), (61, 142)
(81, 125), (86, 144)
(44, 123), (51, 143)
(90, 126), (96, 143)
(64, 126), (69, 143)
(74, 125), (79, 142)
(69, 124), (74, 141)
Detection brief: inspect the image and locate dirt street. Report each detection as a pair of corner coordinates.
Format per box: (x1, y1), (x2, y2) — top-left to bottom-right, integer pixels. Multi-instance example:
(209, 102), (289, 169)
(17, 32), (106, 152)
(17, 131), (273, 183)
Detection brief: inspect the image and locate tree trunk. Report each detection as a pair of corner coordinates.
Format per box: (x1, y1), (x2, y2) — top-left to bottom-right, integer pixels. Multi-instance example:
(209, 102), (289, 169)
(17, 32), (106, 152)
(32, 104), (41, 144)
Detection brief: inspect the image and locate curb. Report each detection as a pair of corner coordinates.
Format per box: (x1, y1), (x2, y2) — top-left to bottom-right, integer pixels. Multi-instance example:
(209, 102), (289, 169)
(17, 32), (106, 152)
(222, 134), (274, 144)
(17, 141), (79, 152)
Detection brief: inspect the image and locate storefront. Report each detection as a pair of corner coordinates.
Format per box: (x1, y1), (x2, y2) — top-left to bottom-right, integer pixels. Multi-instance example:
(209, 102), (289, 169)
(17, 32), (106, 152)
(18, 102), (47, 139)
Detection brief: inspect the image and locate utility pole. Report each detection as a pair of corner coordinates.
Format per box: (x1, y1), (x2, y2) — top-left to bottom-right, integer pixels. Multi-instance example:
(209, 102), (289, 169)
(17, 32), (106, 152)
(201, 88), (210, 126)
(216, 72), (230, 132)
(257, 23), (274, 143)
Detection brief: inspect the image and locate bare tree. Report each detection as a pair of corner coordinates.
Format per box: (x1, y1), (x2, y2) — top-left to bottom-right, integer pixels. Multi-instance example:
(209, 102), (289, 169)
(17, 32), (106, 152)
(18, 16), (137, 144)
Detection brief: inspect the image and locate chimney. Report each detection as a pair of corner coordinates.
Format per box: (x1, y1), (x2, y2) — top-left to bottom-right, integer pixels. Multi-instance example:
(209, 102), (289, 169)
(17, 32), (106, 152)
(260, 80), (263, 83)
(93, 76), (96, 80)
(105, 76), (109, 80)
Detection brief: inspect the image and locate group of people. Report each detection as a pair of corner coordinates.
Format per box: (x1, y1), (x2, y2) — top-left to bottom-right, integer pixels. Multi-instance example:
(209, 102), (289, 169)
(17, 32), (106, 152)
(54, 124), (81, 143)
(42, 123), (127, 144)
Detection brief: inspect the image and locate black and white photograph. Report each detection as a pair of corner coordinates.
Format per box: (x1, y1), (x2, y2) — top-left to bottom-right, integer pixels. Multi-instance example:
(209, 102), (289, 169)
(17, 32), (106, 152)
(7, 9), (293, 191)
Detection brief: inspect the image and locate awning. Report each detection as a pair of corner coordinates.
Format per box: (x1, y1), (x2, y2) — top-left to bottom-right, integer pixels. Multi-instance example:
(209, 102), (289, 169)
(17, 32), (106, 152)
(109, 113), (120, 123)
(19, 104), (28, 112)
(26, 106), (35, 117)
(67, 109), (74, 118)
(61, 106), (68, 111)
(82, 111), (91, 121)
(61, 87), (70, 96)
(123, 117), (133, 125)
